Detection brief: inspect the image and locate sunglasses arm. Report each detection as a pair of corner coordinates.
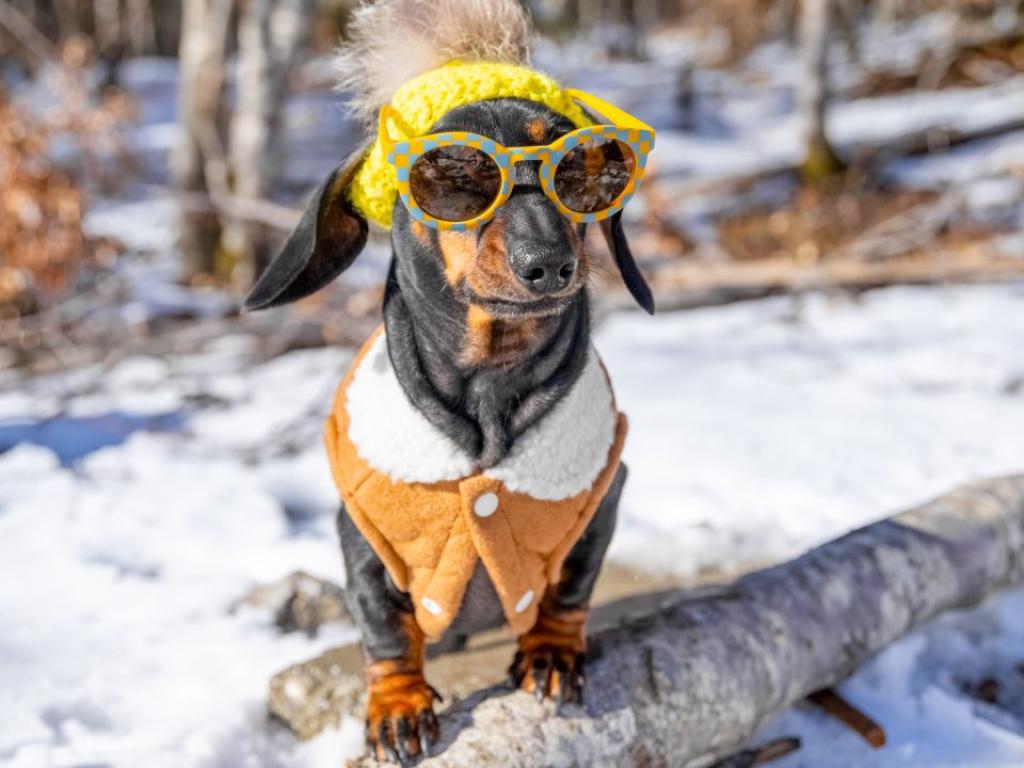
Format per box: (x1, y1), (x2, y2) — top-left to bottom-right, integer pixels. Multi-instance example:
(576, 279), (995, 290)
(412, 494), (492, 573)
(377, 105), (419, 153)
(566, 88), (654, 134)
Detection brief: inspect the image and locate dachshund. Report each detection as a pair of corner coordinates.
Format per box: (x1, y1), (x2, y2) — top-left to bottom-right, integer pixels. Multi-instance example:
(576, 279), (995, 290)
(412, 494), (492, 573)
(246, 1), (654, 763)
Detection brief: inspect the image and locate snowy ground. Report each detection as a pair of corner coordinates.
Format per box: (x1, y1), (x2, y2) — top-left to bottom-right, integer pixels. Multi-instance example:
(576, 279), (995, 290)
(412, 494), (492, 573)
(2, 283), (1024, 767)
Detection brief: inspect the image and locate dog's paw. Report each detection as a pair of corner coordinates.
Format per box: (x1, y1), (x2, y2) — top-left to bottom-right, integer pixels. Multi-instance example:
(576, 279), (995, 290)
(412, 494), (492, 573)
(508, 643), (586, 706)
(365, 671), (441, 766)
(508, 606), (588, 707)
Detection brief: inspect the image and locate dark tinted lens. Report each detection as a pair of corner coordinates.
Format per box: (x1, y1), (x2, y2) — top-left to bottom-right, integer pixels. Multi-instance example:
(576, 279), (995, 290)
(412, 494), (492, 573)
(409, 145), (501, 222)
(554, 138), (636, 213)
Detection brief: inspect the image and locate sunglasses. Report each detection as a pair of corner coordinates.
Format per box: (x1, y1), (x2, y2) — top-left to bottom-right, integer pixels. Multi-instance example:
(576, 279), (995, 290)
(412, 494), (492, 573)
(379, 89), (655, 231)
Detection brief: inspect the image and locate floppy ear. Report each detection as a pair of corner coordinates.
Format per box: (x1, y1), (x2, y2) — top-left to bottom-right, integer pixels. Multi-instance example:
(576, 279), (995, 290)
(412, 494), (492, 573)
(244, 145), (370, 311)
(599, 212), (655, 315)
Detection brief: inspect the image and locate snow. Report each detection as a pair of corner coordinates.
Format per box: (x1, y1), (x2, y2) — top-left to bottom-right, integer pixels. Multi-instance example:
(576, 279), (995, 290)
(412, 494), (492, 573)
(3, 283), (1024, 766)
(604, 284), (1024, 576)
(620, 75), (1024, 189)
(763, 589), (1024, 768)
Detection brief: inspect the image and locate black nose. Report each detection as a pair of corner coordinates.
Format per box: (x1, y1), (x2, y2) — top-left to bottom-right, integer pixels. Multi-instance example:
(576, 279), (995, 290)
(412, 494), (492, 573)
(509, 244), (576, 295)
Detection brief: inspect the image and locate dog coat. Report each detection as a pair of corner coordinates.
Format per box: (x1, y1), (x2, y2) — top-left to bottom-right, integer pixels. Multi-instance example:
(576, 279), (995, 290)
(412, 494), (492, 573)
(324, 327), (627, 640)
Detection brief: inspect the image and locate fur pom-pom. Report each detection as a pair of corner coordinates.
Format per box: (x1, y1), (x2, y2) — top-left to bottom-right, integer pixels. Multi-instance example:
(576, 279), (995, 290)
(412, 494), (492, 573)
(336, 0), (534, 125)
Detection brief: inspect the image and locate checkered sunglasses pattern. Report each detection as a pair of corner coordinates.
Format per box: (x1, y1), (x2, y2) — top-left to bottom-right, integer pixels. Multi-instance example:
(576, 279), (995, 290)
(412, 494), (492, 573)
(379, 89), (655, 231)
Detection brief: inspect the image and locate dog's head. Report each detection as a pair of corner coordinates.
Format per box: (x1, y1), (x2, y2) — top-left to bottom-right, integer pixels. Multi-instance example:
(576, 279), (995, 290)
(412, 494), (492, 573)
(245, 0), (653, 320)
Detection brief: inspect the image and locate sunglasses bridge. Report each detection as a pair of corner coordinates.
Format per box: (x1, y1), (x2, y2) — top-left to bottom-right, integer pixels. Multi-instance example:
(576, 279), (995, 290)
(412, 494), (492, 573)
(507, 147), (552, 162)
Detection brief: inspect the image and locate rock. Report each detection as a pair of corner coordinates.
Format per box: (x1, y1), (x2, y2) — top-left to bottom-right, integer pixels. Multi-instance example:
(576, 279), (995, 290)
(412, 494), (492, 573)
(238, 570), (349, 636)
(967, 677), (1002, 704)
(268, 644), (365, 740)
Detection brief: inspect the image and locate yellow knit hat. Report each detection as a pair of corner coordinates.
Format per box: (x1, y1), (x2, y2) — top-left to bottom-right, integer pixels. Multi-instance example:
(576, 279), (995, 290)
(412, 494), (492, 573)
(348, 60), (591, 230)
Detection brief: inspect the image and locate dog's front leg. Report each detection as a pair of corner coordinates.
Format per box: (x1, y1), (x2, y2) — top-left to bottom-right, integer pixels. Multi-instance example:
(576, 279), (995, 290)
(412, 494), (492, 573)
(337, 505), (440, 765)
(509, 463), (627, 706)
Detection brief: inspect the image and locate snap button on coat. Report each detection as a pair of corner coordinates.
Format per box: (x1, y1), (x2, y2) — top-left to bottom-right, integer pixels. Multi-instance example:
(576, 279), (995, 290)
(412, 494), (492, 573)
(474, 492), (499, 518)
(515, 590), (534, 613)
(421, 597), (442, 615)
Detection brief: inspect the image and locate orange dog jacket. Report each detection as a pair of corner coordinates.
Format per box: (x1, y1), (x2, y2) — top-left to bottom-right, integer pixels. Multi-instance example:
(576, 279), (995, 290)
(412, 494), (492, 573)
(324, 327), (627, 640)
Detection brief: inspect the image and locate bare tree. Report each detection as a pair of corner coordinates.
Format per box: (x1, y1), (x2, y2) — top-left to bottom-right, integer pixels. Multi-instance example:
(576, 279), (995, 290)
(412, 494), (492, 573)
(222, 0), (312, 283)
(797, 0), (843, 180)
(0, 0), (56, 65)
(125, 0), (156, 55)
(173, 0), (311, 284)
(171, 0), (233, 280)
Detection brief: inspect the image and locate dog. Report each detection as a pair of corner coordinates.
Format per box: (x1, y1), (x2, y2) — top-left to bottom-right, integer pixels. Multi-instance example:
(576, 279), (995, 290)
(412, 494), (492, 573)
(246, 1), (655, 763)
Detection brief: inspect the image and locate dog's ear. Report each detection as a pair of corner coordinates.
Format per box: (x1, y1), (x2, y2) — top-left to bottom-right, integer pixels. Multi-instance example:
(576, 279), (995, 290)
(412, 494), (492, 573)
(599, 212), (655, 315)
(244, 144), (370, 311)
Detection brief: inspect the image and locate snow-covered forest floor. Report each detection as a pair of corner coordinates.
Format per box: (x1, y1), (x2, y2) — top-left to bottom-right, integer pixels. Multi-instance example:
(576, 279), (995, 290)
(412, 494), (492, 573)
(3, 9), (1024, 767)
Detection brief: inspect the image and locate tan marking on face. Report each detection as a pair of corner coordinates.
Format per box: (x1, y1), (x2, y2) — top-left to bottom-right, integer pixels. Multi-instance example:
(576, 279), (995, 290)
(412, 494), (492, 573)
(463, 217), (531, 302)
(526, 118), (547, 144)
(462, 304), (495, 367)
(440, 214), (587, 368)
(411, 219), (431, 245)
(491, 316), (542, 365)
(461, 303), (542, 368)
(437, 230), (477, 285)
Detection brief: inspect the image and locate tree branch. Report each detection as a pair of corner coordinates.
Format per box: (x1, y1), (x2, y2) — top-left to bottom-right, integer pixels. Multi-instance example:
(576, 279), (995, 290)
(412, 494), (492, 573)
(0, 0), (56, 63)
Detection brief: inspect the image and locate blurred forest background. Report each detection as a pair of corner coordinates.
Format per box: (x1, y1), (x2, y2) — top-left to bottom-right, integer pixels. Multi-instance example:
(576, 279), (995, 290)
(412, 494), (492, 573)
(0, 0), (1022, 375)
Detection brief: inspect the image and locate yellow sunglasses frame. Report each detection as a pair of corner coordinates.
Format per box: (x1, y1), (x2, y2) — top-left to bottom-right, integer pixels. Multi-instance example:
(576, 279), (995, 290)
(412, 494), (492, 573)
(378, 88), (655, 231)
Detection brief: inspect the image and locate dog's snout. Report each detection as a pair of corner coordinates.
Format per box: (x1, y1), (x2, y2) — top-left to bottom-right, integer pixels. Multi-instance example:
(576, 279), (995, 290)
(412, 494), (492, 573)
(510, 244), (576, 295)
(502, 181), (580, 297)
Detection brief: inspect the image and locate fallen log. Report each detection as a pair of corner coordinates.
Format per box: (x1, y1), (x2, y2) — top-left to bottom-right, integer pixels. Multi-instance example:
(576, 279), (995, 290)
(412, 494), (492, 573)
(596, 247), (1024, 317)
(345, 474), (1024, 767)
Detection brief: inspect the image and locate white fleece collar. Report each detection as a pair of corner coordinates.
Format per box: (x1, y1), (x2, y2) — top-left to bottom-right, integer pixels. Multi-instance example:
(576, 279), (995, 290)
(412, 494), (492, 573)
(345, 331), (617, 501)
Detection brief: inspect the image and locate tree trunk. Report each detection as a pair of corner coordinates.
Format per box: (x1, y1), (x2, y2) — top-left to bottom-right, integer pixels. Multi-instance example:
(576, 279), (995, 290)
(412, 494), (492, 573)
(125, 0), (155, 56)
(623, 0), (656, 59)
(215, 0), (307, 286)
(222, 0), (310, 284)
(347, 474), (1024, 767)
(872, 0), (904, 27)
(92, 0), (121, 57)
(171, 0), (232, 281)
(0, 0), (56, 65)
(221, 0), (274, 283)
(797, 0), (842, 180)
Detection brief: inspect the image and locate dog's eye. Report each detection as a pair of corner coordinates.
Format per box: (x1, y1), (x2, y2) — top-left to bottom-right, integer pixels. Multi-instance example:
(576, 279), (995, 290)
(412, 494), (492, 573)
(410, 146), (502, 222)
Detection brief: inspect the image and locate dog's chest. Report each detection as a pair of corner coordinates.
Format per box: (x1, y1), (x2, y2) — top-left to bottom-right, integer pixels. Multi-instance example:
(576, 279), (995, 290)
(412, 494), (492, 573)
(344, 328), (618, 499)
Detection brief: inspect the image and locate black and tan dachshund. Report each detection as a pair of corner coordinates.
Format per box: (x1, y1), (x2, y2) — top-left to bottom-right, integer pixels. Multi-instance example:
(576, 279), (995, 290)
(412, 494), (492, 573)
(245, 1), (654, 762)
